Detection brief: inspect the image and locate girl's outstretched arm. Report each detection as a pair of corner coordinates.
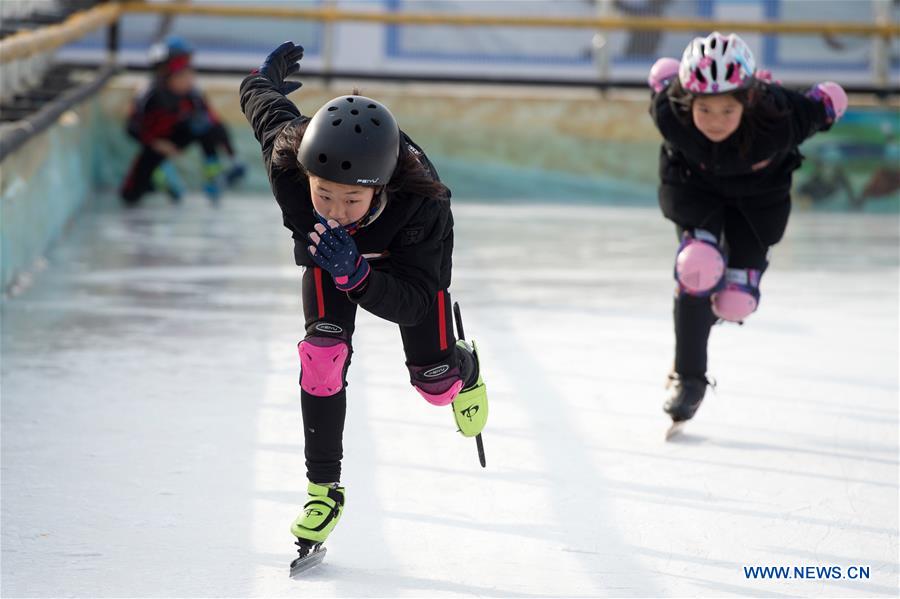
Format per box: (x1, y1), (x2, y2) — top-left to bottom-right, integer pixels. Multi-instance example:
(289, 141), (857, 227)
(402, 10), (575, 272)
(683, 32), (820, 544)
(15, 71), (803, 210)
(239, 41), (305, 173)
(772, 81), (847, 147)
(240, 43), (317, 242)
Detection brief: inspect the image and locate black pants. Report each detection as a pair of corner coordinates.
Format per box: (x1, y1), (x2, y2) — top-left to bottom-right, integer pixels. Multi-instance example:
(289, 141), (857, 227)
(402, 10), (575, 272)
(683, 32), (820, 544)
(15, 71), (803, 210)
(120, 122), (233, 205)
(299, 264), (457, 483)
(659, 184), (792, 377)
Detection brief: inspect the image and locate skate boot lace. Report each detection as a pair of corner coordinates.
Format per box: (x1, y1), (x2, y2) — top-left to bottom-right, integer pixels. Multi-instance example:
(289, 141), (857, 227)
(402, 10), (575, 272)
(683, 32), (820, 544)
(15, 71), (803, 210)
(294, 537), (320, 558)
(667, 373), (717, 394)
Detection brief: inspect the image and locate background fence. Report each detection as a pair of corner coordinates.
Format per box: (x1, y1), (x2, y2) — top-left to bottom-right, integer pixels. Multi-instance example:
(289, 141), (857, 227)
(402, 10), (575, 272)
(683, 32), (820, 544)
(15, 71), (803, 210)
(55, 0), (900, 87)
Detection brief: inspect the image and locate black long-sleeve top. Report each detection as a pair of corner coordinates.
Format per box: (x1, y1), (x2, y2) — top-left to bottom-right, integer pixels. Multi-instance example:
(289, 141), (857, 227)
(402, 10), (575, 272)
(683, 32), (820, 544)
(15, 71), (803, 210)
(239, 73), (453, 327)
(126, 83), (219, 145)
(649, 83), (833, 196)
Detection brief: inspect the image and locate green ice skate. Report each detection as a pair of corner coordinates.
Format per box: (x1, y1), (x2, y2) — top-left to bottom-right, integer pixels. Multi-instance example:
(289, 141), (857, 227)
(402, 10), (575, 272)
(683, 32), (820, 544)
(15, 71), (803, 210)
(289, 482), (345, 578)
(452, 339), (488, 438)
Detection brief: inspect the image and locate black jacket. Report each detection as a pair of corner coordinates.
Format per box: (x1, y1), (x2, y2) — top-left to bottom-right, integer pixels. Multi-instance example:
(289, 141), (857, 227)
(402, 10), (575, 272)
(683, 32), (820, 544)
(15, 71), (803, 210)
(127, 84), (218, 145)
(650, 83), (832, 197)
(239, 74), (453, 326)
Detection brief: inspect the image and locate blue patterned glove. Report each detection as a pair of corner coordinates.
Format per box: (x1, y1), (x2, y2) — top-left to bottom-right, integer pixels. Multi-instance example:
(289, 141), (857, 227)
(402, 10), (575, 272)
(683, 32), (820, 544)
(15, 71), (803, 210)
(308, 221), (371, 292)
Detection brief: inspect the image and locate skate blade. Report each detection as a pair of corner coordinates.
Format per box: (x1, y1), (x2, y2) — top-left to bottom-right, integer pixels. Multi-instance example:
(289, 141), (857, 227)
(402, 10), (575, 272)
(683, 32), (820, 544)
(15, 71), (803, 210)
(665, 421), (686, 441)
(289, 547), (327, 578)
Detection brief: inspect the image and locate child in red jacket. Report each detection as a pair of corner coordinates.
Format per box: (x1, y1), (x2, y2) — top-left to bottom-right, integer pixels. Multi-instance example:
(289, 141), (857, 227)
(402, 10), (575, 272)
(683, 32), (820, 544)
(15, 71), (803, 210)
(121, 37), (245, 205)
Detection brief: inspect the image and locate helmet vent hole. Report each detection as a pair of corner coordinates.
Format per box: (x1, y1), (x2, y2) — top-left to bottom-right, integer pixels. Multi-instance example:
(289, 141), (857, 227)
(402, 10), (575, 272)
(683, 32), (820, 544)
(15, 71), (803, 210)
(332, 119), (342, 126)
(318, 153), (328, 163)
(327, 106), (338, 111)
(354, 124), (362, 133)
(725, 63), (734, 81)
(710, 61), (717, 81)
(367, 104), (376, 109)
(350, 109), (359, 115)
(710, 37), (716, 49)
(722, 39), (729, 53)
(346, 97), (354, 103)
(341, 161), (352, 170)
(371, 118), (381, 126)
(696, 70), (706, 84)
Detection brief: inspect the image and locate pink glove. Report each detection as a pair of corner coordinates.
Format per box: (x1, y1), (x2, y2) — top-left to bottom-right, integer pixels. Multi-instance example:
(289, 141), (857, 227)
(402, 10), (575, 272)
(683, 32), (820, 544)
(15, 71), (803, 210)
(807, 81), (848, 123)
(648, 57), (680, 93)
(755, 69), (780, 84)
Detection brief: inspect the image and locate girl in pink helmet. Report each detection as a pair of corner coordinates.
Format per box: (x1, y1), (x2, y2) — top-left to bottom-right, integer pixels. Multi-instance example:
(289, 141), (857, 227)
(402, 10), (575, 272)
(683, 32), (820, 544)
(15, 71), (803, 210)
(646, 32), (847, 432)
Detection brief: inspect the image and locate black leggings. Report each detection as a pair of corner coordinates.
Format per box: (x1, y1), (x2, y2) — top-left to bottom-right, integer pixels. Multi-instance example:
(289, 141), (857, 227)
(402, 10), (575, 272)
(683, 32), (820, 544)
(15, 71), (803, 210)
(120, 122), (233, 205)
(299, 264), (456, 483)
(659, 185), (792, 377)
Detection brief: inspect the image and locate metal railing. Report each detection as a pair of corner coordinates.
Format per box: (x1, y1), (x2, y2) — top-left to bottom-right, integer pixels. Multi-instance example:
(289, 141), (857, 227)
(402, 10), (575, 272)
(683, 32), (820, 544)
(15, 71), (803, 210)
(2, 2), (899, 95)
(0, 3), (118, 102)
(114, 3), (898, 37)
(114, 2), (900, 89)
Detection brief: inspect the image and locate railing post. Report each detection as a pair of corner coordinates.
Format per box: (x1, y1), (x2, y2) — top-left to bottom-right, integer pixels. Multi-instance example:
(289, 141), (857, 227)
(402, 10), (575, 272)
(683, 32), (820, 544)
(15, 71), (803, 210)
(872, 0), (890, 89)
(107, 20), (120, 61)
(322, 0), (337, 88)
(592, 0), (613, 93)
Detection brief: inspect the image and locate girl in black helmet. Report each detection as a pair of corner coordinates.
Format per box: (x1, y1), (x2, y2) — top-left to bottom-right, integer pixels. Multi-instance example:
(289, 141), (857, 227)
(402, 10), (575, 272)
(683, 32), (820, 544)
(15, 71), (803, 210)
(239, 42), (489, 567)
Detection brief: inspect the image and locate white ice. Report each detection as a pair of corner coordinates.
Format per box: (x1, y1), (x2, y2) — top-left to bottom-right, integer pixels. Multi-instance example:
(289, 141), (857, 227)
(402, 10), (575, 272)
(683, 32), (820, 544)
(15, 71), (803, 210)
(2, 195), (898, 597)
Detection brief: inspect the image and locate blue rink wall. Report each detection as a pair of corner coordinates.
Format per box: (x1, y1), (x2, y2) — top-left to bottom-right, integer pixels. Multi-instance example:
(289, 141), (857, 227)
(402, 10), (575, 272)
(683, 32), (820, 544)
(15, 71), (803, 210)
(2, 75), (898, 291)
(0, 100), (105, 292)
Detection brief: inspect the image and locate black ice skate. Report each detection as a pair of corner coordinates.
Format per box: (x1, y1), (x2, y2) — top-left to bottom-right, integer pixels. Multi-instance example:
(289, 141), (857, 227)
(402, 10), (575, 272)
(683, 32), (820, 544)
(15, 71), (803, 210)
(664, 373), (714, 440)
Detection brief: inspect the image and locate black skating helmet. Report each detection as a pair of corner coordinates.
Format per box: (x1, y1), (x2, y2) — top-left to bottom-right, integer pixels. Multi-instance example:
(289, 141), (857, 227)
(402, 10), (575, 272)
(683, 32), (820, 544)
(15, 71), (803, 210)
(298, 95), (400, 186)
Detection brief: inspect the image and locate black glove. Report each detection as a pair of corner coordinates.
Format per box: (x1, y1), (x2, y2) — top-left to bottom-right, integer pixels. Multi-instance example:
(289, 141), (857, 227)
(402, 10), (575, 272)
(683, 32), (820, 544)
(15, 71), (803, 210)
(256, 41), (304, 96)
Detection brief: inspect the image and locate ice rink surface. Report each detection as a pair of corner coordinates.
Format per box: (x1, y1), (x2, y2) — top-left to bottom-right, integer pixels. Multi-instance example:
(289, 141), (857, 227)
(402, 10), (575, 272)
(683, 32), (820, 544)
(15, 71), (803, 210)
(2, 194), (898, 597)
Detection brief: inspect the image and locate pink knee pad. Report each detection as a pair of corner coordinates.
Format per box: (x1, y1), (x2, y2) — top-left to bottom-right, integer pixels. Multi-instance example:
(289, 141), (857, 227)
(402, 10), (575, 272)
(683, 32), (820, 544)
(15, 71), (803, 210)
(415, 380), (463, 406)
(298, 337), (349, 397)
(407, 362), (464, 406)
(675, 229), (725, 296)
(712, 269), (761, 322)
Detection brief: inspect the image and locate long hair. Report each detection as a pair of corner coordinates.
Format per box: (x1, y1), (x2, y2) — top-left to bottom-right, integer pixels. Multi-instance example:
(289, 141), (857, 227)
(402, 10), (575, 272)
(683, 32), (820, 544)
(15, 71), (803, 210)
(272, 118), (450, 200)
(666, 78), (790, 157)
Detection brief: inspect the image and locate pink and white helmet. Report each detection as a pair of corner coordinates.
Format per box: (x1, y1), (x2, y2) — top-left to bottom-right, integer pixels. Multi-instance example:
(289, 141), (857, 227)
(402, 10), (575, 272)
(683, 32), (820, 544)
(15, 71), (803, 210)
(679, 32), (756, 95)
